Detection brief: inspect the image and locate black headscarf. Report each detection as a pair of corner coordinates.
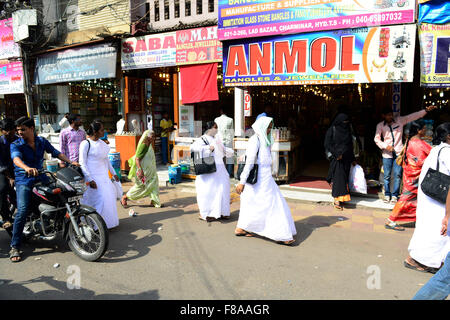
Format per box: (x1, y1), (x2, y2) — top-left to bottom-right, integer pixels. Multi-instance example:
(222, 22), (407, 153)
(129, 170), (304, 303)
(324, 113), (353, 158)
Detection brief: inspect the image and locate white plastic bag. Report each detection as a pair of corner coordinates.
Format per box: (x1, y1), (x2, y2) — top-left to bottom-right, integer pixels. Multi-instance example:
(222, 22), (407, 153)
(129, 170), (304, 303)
(112, 180), (123, 200)
(349, 164), (367, 194)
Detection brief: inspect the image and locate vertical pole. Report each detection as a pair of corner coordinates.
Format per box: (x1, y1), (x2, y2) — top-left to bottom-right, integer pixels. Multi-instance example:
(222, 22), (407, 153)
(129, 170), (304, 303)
(21, 46), (33, 118)
(234, 87), (244, 137)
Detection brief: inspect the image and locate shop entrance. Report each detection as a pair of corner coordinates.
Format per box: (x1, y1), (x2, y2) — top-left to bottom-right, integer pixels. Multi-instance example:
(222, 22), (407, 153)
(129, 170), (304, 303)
(244, 83), (395, 185)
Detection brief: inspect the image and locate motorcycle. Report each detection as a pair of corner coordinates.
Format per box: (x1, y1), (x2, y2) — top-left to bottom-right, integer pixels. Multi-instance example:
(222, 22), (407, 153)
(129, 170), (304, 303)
(1, 165), (109, 262)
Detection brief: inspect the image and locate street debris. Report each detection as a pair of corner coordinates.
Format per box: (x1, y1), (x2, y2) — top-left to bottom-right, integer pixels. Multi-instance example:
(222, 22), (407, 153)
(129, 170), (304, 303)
(53, 263), (60, 268)
(34, 257), (41, 261)
(129, 209), (137, 217)
(377, 255), (383, 258)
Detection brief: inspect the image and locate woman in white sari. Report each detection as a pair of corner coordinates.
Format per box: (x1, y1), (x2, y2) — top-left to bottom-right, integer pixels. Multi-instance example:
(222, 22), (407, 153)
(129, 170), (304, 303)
(190, 121), (234, 222)
(79, 120), (119, 229)
(405, 123), (450, 272)
(235, 116), (297, 245)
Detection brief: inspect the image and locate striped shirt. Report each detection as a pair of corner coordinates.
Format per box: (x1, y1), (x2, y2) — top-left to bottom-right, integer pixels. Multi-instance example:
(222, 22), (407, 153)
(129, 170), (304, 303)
(59, 127), (86, 163)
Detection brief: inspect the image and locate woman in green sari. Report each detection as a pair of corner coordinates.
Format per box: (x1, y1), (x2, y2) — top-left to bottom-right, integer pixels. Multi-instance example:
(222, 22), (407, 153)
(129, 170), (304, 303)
(121, 130), (161, 208)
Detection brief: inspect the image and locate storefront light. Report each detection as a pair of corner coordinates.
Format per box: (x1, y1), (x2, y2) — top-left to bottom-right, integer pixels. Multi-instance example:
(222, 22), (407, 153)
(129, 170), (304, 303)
(440, 92), (444, 97)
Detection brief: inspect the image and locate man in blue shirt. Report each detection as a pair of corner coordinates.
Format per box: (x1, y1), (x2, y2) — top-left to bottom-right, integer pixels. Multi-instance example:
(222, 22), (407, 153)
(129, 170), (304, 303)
(9, 116), (78, 263)
(0, 118), (18, 230)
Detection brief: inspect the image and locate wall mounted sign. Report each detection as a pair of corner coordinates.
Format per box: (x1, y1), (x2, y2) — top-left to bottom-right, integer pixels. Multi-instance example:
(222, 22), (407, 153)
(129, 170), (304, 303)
(218, 0), (415, 41)
(34, 43), (117, 85)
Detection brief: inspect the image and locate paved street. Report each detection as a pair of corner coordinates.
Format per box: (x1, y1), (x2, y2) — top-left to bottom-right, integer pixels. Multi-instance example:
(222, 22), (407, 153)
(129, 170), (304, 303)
(0, 183), (440, 300)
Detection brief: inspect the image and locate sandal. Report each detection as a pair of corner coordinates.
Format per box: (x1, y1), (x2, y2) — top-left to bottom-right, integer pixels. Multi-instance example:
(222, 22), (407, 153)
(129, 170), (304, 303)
(2, 221), (12, 229)
(403, 260), (437, 274)
(278, 240), (295, 246)
(385, 222), (405, 231)
(334, 201), (343, 211)
(9, 248), (21, 263)
(120, 196), (129, 208)
(234, 228), (253, 237)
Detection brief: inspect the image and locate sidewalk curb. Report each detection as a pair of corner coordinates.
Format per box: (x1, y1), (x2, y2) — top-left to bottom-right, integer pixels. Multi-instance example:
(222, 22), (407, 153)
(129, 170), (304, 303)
(170, 178), (394, 212)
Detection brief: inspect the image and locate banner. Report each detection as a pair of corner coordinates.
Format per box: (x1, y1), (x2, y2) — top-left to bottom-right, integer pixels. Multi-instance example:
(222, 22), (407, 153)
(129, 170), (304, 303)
(34, 43), (117, 85)
(218, 0), (415, 41)
(0, 18), (21, 59)
(419, 23), (450, 87)
(0, 61), (24, 94)
(122, 32), (176, 70)
(176, 26), (222, 65)
(223, 25), (416, 86)
(419, 0), (450, 25)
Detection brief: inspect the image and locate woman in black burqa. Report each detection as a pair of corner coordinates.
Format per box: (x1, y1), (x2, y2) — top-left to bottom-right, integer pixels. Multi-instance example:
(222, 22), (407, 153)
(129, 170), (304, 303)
(324, 113), (356, 210)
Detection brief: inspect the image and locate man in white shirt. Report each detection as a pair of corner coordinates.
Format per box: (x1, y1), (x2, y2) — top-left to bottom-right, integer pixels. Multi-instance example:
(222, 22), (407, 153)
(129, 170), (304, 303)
(215, 109), (234, 178)
(374, 105), (436, 203)
(59, 113), (70, 131)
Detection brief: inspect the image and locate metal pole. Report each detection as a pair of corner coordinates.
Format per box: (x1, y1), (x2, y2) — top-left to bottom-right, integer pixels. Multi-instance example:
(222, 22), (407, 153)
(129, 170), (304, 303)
(21, 45), (33, 118)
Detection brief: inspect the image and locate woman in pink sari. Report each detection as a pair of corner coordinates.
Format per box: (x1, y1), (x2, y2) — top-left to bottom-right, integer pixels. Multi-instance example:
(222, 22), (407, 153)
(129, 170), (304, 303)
(386, 120), (432, 231)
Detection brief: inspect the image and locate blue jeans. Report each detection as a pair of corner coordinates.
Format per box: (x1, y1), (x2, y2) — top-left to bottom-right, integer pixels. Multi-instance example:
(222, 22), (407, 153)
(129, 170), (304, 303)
(382, 157), (402, 198)
(11, 184), (32, 249)
(161, 137), (168, 164)
(413, 251), (450, 300)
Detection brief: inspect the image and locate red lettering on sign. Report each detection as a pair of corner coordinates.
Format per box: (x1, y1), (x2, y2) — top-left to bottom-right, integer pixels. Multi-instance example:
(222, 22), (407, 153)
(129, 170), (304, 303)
(274, 40), (307, 74)
(163, 36), (176, 49)
(249, 43), (271, 75)
(310, 37), (336, 73)
(148, 38), (161, 50)
(226, 45), (249, 77)
(122, 41), (134, 53)
(340, 36), (359, 71)
(135, 39), (147, 52)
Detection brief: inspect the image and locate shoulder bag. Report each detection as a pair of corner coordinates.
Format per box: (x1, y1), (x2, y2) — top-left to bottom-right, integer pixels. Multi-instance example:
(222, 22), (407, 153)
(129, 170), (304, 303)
(191, 137), (217, 175)
(420, 146), (450, 204)
(236, 138), (259, 185)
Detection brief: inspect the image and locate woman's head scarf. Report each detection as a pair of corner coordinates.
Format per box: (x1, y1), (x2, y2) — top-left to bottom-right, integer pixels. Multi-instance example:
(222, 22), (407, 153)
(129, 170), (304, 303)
(252, 116), (274, 147)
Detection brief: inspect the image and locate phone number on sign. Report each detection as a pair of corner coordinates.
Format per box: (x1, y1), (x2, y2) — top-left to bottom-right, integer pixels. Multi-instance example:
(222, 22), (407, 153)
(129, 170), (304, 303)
(222, 29), (248, 38)
(356, 12), (404, 24)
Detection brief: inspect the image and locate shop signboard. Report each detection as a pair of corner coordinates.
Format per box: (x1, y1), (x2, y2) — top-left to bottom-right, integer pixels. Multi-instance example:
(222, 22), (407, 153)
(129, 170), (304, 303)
(419, 23), (450, 88)
(0, 18), (21, 59)
(34, 43), (117, 85)
(122, 32), (177, 70)
(0, 61), (24, 94)
(176, 26), (222, 65)
(218, 0), (415, 41)
(223, 24), (416, 86)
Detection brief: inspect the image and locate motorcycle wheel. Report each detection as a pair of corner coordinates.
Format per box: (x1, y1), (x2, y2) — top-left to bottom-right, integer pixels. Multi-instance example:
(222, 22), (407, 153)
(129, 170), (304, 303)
(67, 213), (108, 262)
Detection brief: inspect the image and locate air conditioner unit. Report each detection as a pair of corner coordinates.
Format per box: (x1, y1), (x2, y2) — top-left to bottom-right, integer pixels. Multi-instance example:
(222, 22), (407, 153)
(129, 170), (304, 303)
(12, 9), (37, 42)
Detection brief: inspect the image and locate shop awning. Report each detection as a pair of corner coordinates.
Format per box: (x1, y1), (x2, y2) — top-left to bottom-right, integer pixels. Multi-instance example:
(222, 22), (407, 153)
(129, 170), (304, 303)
(33, 43), (118, 85)
(180, 63), (219, 104)
(419, 0), (450, 24)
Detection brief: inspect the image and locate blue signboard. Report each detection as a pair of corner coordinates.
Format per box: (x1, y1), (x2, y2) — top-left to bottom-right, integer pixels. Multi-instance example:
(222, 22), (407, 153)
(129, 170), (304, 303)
(34, 43), (118, 85)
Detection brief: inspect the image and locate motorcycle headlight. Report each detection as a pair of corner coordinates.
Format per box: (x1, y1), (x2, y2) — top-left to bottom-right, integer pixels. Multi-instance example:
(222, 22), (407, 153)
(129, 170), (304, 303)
(69, 180), (87, 194)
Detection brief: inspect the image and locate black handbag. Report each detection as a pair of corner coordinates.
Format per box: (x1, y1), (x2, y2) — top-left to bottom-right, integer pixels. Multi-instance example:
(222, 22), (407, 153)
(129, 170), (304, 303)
(236, 143), (259, 185)
(191, 137), (216, 175)
(420, 146), (450, 204)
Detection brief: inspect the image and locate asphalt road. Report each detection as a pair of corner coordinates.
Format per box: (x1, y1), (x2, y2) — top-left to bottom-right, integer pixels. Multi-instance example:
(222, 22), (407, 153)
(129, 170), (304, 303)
(0, 184), (440, 300)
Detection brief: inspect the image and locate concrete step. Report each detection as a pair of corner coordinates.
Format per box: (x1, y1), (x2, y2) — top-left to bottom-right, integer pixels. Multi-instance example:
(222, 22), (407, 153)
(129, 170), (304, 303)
(170, 176), (394, 212)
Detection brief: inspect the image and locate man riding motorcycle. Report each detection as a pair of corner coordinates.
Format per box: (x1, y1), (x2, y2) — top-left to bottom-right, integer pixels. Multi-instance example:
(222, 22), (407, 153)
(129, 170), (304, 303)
(0, 118), (18, 231)
(9, 116), (79, 263)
